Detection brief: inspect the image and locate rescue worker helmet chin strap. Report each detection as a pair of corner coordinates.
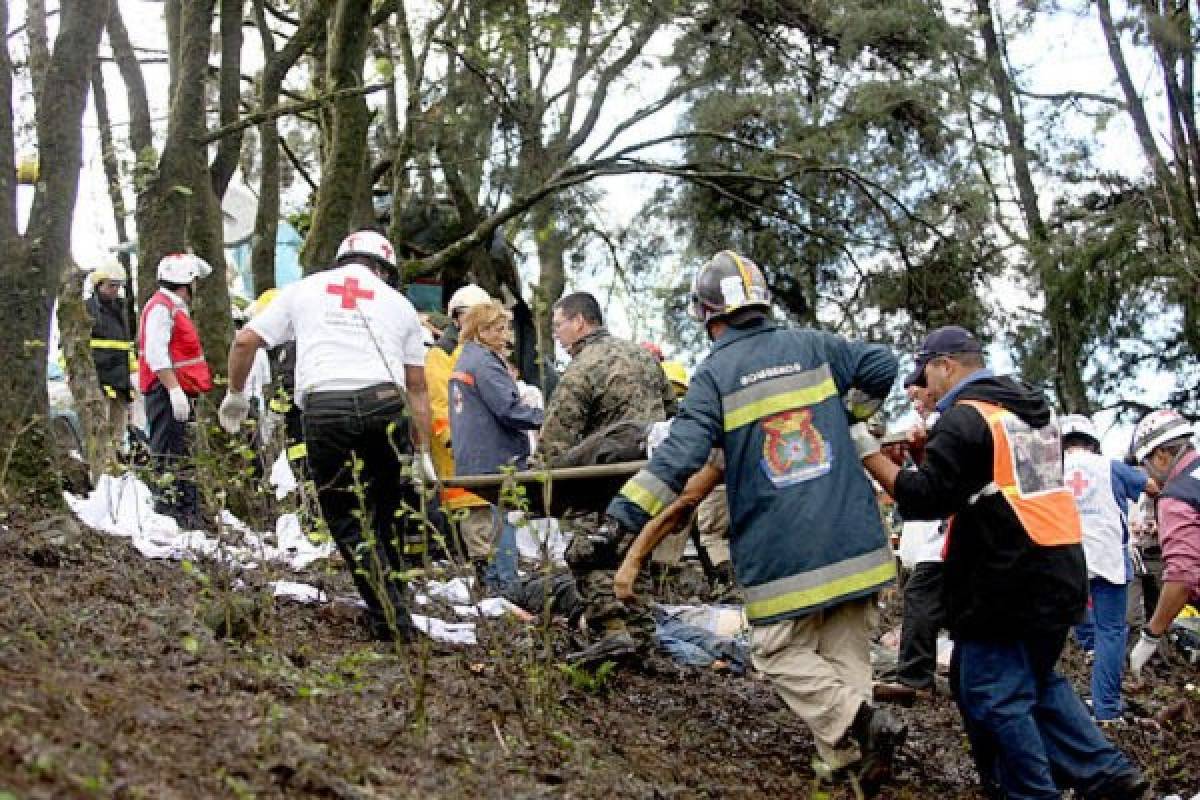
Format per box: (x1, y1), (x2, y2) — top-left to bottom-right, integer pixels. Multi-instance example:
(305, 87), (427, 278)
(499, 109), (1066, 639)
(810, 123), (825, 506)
(688, 250), (771, 328)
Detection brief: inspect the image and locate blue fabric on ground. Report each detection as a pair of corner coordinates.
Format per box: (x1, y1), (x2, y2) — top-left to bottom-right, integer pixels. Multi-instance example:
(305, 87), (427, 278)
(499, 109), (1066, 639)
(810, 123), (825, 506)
(652, 607), (748, 673)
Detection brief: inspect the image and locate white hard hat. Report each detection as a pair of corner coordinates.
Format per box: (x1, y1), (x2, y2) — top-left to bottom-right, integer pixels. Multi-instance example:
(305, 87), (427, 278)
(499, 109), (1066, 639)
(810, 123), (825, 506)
(1060, 414), (1100, 446)
(157, 253), (213, 284)
(336, 230), (397, 270)
(447, 283), (490, 316)
(92, 262), (127, 283)
(1132, 409), (1193, 463)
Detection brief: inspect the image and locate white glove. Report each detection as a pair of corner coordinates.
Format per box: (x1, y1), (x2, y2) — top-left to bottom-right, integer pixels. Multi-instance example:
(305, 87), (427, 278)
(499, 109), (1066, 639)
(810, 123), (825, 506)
(218, 390), (251, 434)
(1129, 629), (1161, 680)
(413, 450), (438, 488)
(168, 386), (191, 423)
(848, 421), (881, 460)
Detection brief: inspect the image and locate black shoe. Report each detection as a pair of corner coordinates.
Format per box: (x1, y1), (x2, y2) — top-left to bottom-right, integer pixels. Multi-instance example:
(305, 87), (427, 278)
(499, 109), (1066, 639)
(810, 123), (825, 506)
(848, 704), (907, 795)
(566, 631), (636, 666)
(368, 614), (417, 644)
(1089, 770), (1150, 800)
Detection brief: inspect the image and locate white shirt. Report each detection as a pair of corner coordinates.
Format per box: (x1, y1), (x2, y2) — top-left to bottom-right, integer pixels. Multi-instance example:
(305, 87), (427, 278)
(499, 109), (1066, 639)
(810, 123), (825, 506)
(897, 412), (945, 567)
(1063, 449), (1127, 584)
(248, 264), (426, 407)
(898, 518), (945, 568)
(516, 379), (543, 453)
(143, 288), (189, 373)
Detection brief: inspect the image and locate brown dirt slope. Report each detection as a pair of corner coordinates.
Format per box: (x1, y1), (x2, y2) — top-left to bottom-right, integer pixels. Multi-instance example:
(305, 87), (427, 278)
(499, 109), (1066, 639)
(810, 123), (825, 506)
(0, 511), (1196, 799)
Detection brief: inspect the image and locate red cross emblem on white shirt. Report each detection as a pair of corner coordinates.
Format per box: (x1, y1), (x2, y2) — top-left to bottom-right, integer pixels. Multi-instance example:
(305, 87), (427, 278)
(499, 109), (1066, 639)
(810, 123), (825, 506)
(326, 276), (375, 309)
(1066, 469), (1090, 499)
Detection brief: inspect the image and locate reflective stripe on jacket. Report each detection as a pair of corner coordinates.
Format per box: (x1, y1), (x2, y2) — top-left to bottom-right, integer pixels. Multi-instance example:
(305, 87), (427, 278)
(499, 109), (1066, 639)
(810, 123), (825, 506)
(608, 320), (898, 625)
(86, 294), (132, 393)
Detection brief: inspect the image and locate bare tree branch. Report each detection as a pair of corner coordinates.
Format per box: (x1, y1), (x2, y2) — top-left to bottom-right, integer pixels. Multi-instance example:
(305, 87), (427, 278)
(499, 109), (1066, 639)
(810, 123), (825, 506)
(198, 83), (391, 145)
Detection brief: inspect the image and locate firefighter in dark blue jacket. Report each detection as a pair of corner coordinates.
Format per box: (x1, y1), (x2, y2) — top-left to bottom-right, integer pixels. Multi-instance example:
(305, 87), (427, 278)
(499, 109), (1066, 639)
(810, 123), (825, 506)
(607, 251), (905, 793)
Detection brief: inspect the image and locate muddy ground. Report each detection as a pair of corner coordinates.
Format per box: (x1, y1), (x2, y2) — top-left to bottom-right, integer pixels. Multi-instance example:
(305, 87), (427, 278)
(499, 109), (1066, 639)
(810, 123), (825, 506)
(0, 508), (1197, 799)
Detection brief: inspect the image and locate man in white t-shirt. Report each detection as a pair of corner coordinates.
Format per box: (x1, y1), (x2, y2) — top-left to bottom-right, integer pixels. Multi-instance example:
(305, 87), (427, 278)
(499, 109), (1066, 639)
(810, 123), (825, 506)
(220, 230), (432, 642)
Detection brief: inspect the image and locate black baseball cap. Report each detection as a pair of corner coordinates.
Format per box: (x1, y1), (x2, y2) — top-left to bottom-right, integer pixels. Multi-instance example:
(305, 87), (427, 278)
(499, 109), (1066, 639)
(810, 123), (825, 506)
(904, 325), (983, 388)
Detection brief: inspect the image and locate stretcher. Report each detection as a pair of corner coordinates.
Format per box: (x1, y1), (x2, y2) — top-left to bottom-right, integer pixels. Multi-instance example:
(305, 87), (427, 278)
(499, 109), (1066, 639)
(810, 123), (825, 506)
(441, 461), (646, 517)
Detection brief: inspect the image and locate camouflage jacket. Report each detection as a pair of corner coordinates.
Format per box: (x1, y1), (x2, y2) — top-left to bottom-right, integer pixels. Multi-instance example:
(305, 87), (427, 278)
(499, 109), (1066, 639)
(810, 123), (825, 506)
(540, 328), (677, 464)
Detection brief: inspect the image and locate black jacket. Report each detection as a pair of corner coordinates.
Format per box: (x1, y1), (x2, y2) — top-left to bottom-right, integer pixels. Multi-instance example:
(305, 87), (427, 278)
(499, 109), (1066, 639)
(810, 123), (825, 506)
(893, 375), (1087, 640)
(86, 293), (132, 394)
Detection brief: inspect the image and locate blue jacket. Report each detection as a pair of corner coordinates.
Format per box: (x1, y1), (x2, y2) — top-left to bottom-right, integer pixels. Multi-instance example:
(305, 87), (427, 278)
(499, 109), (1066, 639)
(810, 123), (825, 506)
(449, 341), (544, 476)
(608, 320), (898, 625)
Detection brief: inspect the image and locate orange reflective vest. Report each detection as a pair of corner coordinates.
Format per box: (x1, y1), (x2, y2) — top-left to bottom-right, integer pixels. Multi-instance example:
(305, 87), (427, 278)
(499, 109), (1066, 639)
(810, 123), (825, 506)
(948, 399), (1082, 550)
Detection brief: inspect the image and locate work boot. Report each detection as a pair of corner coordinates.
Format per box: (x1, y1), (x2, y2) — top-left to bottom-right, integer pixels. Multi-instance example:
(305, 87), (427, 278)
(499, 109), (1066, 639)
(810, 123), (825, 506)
(566, 631), (637, 666)
(872, 681), (918, 707)
(846, 703), (907, 795)
(1088, 770), (1150, 800)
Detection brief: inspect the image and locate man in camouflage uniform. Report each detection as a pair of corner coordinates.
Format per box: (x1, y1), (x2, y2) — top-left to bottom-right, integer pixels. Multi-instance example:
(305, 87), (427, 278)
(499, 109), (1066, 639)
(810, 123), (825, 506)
(541, 291), (675, 664)
(540, 292), (676, 463)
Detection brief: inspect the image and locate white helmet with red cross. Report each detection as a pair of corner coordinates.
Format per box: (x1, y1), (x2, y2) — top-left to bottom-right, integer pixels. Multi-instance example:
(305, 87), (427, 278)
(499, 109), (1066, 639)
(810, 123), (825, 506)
(336, 230), (397, 272)
(157, 253), (213, 284)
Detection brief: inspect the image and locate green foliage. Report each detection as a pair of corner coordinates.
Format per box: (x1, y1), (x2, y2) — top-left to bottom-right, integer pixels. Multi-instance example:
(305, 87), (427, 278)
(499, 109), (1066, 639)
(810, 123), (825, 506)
(557, 660), (617, 694)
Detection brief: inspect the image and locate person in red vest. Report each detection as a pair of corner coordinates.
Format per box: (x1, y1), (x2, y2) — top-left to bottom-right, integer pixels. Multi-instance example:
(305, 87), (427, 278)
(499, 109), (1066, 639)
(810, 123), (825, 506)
(137, 253), (214, 529)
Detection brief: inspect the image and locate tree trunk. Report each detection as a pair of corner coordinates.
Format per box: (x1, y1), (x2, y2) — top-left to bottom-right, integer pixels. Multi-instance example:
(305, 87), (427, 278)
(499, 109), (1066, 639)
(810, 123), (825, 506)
(976, 0), (1089, 412)
(57, 271), (112, 474)
(299, 0), (372, 273)
(106, 0), (154, 303)
(90, 64), (136, 331)
(138, 0), (232, 380)
(531, 204), (568, 386)
(0, 0), (110, 501)
(209, 0), (245, 201)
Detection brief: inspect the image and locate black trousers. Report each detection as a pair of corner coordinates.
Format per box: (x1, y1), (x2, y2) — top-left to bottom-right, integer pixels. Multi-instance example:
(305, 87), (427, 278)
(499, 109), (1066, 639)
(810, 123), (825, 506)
(897, 561), (947, 689)
(144, 383), (200, 525)
(303, 383), (419, 638)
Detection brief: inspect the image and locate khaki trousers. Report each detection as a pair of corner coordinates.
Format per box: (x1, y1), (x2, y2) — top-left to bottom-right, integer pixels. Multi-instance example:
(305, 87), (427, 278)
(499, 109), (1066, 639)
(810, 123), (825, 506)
(750, 597), (875, 769)
(696, 485), (730, 565)
(459, 505), (499, 561)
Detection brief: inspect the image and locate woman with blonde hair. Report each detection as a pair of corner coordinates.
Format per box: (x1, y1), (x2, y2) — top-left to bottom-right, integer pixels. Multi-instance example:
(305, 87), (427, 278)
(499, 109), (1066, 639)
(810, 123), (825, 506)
(449, 301), (544, 590)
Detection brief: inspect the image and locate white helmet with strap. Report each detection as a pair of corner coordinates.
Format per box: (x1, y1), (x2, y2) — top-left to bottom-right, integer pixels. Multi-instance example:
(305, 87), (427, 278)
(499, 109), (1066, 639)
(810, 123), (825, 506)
(157, 253), (213, 283)
(447, 283), (490, 316)
(92, 261), (127, 284)
(336, 230), (397, 270)
(1131, 409), (1193, 463)
(1060, 414), (1100, 447)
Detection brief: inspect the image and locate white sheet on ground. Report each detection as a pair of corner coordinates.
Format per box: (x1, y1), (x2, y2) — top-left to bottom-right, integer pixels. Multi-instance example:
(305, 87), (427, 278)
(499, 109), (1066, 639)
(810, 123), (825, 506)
(64, 473), (515, 647)
(65, 474), (335, 570)
(271, 580), (328, 604)
(411, 614), (477, 645)
(511, 516), (569, 564)
(269, 452), (298, 499)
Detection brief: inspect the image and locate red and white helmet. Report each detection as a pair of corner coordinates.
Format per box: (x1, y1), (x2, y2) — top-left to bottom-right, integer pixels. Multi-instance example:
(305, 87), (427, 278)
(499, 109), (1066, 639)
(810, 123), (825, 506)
(1131, 409), (1193, 463)
(336, 230), (397, 270)
(157, 253), (213, 284)
(1060, 414), (1100, 447)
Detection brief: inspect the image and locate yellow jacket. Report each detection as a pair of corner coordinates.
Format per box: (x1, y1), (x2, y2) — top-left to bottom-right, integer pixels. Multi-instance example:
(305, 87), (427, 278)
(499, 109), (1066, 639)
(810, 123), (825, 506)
(426, 343), (487, 510)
